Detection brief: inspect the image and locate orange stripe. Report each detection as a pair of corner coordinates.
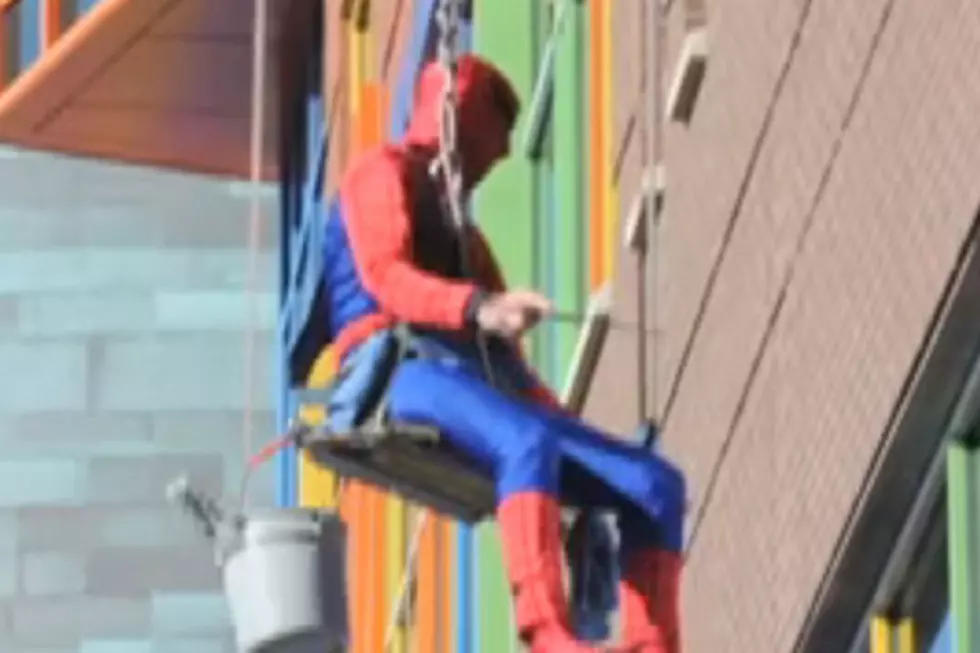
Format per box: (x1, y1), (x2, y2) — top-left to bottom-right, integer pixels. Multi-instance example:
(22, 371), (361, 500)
(42, 0), (63, 49)
(342, 483), (367, 653)
(416, 517), (439, 653)
(440, 519), (455, 653)
(357, 82), (389, 653)
(588, 0), (605, 290)
(0, 6), (11, 93)
(366, 487), (387, 652)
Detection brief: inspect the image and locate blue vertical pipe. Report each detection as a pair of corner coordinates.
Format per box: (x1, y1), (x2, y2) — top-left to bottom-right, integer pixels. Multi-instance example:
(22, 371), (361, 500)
(278, 20), (327, 510)
(456, 16), (475, 653)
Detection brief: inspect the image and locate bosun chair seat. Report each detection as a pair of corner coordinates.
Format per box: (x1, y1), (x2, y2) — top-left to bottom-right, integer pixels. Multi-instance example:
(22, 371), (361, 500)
(296, 419), (497, 524)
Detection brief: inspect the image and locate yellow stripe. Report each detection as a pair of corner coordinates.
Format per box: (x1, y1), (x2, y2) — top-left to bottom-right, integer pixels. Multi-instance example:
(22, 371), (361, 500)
(600, 0), (617, 282)
(386, 496), (408, 653)
(871, 616), (893, 653)
(897, 618), (916, 653)
(298, 347), (340, 509)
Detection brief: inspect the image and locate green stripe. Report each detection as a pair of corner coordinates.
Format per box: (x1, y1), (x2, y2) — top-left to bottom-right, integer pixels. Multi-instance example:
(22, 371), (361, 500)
(474, 0), (537, 304)
(473, 3), (539, 650)
(531, 1), (555, 383)
(947, 437), (980, 653)
(552, 0), (587, 376)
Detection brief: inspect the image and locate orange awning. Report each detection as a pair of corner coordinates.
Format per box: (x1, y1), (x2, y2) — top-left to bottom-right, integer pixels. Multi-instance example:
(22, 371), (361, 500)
(0, 0), (281, 179)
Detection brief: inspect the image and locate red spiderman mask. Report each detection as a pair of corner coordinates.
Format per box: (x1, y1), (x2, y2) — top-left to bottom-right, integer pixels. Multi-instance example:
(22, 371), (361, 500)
(404, 54), (520, 190)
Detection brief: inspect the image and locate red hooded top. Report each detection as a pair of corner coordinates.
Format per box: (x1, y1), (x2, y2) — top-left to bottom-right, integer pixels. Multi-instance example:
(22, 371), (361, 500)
(335, 54), (560, 408)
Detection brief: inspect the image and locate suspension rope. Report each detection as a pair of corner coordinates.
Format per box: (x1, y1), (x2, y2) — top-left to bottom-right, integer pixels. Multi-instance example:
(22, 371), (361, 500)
(241, 0), (270, 508)
(432, 0), (497, 388)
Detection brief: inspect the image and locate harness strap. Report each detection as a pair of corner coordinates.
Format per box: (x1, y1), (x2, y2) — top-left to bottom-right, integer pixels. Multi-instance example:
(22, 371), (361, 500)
(362, 324), (419, 431)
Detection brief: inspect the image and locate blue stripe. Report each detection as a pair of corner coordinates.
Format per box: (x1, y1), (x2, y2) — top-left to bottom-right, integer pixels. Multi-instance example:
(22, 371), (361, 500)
(278, 31), (328, 509)
(18, 0), (41, 71)
(390, 0), (438, 139)
(457, 526), (473, 653)
(458, 18), (475, 653)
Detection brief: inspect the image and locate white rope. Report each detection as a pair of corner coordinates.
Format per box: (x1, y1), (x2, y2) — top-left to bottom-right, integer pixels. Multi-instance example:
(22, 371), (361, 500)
(432, 0), (497, 389)
(433, 0), (465, 235)
(383, 511), (430, 650)
(242, 0), (269, 508)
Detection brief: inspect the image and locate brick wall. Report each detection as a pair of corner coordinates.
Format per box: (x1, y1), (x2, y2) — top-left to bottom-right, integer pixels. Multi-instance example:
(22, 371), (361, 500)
(0, 147), (278, 653)
(587, 1), (980, 651)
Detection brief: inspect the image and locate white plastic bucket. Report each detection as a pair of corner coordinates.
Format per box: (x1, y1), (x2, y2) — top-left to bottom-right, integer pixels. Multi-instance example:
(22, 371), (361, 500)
(222, 509), (348, 653)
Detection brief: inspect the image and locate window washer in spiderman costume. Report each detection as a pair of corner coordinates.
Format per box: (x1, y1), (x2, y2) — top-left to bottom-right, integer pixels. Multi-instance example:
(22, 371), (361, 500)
(322, 54), (686, 653)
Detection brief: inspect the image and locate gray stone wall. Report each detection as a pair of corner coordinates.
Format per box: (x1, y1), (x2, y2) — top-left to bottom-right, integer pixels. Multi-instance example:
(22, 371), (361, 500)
(0, 147), (280, 653)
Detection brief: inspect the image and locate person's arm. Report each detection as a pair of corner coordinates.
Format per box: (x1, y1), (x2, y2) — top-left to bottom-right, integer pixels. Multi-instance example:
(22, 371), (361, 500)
(469, 230), (567, 409)
(340, 150), (482, 330)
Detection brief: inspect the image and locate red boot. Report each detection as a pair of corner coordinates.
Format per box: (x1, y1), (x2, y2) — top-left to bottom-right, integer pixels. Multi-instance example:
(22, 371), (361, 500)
(619, 549), (683, 653)
(498, 492), (628, 653)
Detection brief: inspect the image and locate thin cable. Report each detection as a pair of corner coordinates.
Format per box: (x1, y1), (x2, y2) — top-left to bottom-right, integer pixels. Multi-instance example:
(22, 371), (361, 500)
(640, 0), (666, 440)
(651, 0), (665, 426)
(384, 511), (429, 650)
(241, 0), (269, 509)
(548, 310), (662, 334)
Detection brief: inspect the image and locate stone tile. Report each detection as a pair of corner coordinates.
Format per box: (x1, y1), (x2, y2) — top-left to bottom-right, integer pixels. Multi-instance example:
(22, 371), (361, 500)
(0, 249), (275, 295)
(10, 597), (150, 646)
(150, 637), (233, 653)
(17, 506), (206, 551)
(93, 335), (274, 412)
(0, 413), (154, 458)
(0, 510), (18, 552)
(0, 297), (18, 335)
(0, 461), (87, 507)
(149, 411), (275, 452)
(22, 551), (86, 596)
(86, 546), (221, 596)
(150, 592), (231, 636)
(0, 644), (75, 653)
(79, 639), (153, 653)
(84, 454), (224, 506)
(154, 291), (277, 331)
(17, 294), (156, 337)
(0, 342), (88, 414)
(0, 547), (16, 598)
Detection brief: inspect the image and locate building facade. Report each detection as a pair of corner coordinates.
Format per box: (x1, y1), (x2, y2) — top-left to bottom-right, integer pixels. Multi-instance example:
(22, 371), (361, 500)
(290, 2), (980, 652)
(1, 0), (979, 652)
(589, 2), (980, 652)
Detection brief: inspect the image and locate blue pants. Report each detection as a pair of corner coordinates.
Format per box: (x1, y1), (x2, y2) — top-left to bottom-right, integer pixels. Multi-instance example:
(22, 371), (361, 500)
(330, 331), (686, 552)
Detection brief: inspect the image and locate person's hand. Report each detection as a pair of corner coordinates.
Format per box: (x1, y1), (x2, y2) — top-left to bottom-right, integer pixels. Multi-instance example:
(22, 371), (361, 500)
(475, 289), (553, 339)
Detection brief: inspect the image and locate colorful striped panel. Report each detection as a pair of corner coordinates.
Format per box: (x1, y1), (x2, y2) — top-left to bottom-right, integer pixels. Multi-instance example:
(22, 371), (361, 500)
(587, 0), (605, 290)
(948, 440), (980, 653)
(473, 0), (540, 649)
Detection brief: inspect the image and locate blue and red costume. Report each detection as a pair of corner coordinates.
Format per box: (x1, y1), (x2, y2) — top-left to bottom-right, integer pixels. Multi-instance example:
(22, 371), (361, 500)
(322, 55), (686, 653)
